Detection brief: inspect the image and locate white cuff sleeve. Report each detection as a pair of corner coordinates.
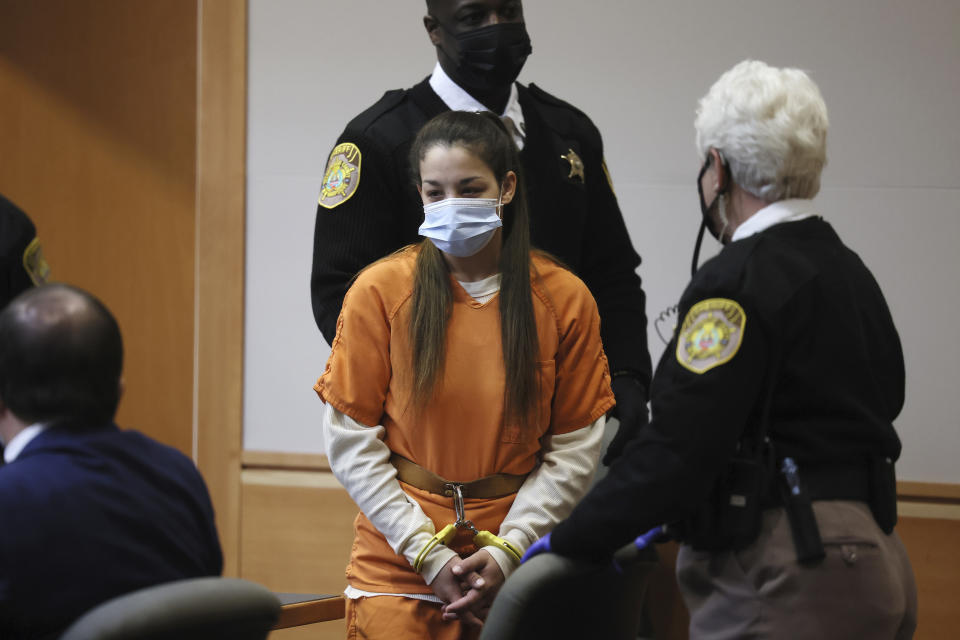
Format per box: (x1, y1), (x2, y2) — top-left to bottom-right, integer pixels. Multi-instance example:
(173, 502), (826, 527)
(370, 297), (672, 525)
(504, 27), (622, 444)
(321, 404), (457, 584)
(487, 416), (605, 577)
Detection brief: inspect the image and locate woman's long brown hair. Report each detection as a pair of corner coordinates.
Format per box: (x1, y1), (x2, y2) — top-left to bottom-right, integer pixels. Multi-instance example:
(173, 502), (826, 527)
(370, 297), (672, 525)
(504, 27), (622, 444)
(408, 110), (539, 432)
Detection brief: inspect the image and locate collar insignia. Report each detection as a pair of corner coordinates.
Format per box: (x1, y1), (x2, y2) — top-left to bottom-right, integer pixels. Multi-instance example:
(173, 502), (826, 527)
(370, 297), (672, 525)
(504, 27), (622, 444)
(561, 148), (585, 182)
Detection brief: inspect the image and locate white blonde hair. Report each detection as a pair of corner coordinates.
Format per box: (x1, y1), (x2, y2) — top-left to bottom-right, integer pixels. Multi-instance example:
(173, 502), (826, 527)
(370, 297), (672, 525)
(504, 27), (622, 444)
(695, 60), (828, 202)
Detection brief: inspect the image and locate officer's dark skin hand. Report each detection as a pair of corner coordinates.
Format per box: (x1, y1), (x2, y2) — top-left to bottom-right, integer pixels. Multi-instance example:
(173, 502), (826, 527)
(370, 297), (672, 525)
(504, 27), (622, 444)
(603, 375), (649, 465)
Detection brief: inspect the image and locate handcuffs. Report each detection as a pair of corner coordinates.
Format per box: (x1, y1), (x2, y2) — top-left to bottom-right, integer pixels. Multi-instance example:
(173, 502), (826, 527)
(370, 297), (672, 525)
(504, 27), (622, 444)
(413, 483), (523, 573)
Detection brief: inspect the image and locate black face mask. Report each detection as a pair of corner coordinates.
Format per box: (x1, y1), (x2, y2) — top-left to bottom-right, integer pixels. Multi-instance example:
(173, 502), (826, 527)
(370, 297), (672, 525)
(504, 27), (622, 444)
(438, 22), (532, 91)
(691, 153), (730, 275)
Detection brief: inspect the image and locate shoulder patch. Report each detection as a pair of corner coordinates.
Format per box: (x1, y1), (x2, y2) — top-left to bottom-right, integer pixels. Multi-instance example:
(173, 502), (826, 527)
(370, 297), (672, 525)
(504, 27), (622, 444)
(22, 237), (50, 285)
(676, 298), (745, 374)
(319, 142), (361, 210)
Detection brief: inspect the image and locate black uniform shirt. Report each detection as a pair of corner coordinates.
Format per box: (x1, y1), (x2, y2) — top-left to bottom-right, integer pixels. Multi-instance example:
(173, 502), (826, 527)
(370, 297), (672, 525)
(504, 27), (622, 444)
(310, 78), (652, 384)
(551, 217), (905, 560)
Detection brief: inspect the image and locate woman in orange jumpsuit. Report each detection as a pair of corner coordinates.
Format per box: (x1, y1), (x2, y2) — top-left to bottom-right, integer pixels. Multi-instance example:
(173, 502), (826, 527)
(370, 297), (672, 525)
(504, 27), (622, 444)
(315, 110), (615, 639)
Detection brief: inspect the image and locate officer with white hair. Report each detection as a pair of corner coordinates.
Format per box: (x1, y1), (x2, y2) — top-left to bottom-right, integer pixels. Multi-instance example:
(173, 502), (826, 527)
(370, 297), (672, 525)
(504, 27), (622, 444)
(525, 60), (918, 639)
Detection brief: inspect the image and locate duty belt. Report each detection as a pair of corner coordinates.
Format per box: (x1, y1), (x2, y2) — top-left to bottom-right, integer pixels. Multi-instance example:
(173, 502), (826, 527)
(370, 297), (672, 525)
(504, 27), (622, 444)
(388, 454), (526, 571)
(761, 464), (872, 508)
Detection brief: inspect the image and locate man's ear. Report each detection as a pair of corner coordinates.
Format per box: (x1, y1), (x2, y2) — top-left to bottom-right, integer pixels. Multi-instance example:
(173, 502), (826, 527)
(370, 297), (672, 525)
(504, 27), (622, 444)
(424, 15), (441, 46)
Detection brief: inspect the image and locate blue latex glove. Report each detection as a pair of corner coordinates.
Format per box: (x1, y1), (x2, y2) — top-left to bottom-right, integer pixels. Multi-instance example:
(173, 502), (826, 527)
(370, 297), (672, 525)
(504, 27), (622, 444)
(612, 525), (668, 574)
(520, 532), (552, 563)
(633, 525), (668, 551)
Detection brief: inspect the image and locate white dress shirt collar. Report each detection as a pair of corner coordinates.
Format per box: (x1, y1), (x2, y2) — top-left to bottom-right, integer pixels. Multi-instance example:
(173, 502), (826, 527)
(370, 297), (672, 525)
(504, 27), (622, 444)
(731, 199), (818, 242)
(428, 62), (526, 150)
(3, 423), (48, 463)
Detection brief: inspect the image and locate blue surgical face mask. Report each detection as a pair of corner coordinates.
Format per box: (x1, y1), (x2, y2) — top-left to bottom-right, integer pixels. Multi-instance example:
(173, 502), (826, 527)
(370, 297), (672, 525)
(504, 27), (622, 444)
(418, 195), (503, 257)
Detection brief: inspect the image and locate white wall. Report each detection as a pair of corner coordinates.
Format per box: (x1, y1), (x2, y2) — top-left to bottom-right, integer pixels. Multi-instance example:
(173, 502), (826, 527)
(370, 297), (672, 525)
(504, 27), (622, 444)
(245, 0), (960, 483)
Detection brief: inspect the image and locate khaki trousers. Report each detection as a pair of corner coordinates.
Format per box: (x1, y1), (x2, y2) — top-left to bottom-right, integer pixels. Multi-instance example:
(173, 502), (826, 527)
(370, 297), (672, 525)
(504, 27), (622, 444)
(346, 595), (481, 640)
(677, 500), (917, 640)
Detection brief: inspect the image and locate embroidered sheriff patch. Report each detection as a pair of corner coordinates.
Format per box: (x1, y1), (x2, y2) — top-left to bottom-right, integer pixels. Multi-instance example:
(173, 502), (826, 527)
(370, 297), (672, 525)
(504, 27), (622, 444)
(318, 142), (361, 209)
(23, 237), (50, 286)
(676, 298), (746, 374)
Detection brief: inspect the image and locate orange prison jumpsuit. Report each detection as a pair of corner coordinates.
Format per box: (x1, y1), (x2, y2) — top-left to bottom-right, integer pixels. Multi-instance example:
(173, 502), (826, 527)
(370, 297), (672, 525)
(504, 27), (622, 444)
(315, 247), (614, 639)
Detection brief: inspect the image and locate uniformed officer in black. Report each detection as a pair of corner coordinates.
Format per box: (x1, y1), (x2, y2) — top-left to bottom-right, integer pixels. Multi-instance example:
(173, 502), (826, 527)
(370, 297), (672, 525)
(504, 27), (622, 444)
(310, 0), (652, 462)
(531, 60), (917, 639)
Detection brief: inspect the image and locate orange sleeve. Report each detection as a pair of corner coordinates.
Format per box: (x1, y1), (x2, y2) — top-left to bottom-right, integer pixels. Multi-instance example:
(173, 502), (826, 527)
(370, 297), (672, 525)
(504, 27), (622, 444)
(314, 270), (393, 427)
(549, 275), (616, 434)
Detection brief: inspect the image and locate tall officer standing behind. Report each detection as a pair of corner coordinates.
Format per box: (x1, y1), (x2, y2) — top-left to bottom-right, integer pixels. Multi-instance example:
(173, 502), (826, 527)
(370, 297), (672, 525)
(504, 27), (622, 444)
(310, 0), (652, 459)
(528, 60), (918, 639)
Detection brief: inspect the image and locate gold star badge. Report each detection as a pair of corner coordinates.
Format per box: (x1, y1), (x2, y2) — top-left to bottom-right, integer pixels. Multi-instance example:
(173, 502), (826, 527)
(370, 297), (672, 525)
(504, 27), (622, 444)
(561, 148), (585, 182)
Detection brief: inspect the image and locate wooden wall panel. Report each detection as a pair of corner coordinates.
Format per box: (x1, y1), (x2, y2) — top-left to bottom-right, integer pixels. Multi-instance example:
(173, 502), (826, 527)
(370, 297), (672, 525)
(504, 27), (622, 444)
(195, 0), (247, 578)
(0, 0), (246, 597)
(241, 471), (354, 640)
(0, 0), (198, 455)
(897, 516), (960, 638)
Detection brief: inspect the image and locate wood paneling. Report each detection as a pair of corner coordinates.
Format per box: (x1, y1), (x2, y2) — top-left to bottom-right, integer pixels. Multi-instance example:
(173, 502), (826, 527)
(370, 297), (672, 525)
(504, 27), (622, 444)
(241, 470), (354, 640)
(645, 541), (690, 640)
(897, 515), (960, 638)
(243, 450), (331, 471)
(0, 0), (197, 454)
(899, 481), (960, 502)
(0, 0), (248, 579)
(195, 0), (247, 578)
(275, 596), (346, 630)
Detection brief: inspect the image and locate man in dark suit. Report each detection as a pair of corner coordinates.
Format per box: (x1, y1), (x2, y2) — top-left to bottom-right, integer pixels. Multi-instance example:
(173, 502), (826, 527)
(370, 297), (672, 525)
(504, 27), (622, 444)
(0, 283), (223, 639)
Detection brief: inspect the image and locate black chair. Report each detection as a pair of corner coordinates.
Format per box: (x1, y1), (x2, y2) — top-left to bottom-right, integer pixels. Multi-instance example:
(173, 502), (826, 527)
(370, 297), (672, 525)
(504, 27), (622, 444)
(479, 540), (657, 640)
(59, 577), (281, 640)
